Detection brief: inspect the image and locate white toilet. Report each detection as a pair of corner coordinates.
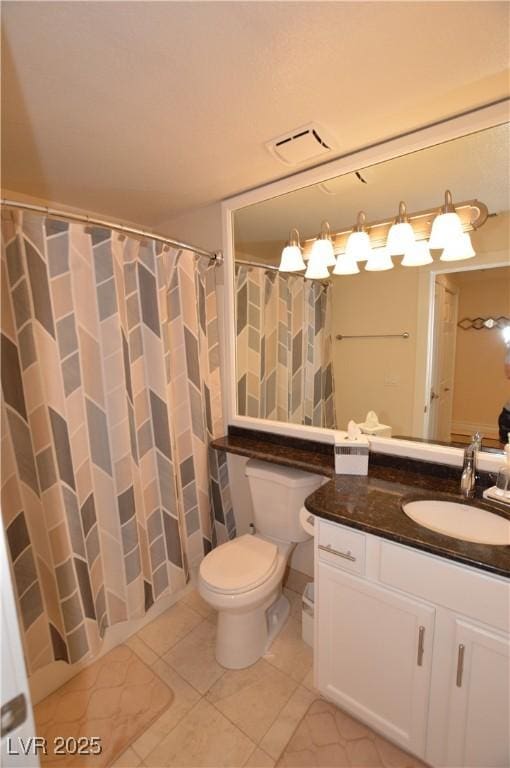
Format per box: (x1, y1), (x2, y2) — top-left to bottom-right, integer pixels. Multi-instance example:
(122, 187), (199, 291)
(198, 459), (323, 669)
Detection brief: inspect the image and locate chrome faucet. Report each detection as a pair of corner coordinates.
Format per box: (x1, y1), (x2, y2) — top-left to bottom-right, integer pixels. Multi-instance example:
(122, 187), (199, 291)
(460, 432), (483, 498)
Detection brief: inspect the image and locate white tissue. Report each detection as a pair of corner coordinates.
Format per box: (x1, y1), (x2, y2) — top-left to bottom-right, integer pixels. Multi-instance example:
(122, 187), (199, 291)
(365, 410), (379, 428)
(347, 420), (362, 440)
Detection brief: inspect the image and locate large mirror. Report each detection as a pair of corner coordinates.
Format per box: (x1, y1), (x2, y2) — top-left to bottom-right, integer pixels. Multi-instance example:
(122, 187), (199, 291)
(232, 123), (510, 451)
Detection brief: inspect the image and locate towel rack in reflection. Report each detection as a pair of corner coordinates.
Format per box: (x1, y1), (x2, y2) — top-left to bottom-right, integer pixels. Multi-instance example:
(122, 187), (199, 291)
(335, 332), (410, 341)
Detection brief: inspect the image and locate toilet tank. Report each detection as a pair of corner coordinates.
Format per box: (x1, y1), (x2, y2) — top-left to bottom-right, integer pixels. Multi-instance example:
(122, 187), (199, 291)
(245, 459), (323, 543)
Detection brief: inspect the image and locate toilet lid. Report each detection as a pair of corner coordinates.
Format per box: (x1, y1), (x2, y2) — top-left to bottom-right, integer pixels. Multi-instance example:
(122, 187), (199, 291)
(200, 535), (278, 594)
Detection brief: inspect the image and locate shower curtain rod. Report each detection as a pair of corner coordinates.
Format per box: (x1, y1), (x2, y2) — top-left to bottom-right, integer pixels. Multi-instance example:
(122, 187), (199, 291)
(235, 259), (329, 287)
(1, 198), (222, 263)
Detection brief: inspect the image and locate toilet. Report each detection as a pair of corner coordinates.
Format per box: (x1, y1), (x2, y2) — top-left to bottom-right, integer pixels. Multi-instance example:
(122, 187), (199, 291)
(198, 459), (323, 669)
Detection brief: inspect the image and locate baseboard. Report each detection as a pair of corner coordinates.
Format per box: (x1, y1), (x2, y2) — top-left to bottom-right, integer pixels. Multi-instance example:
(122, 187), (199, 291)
(29, 580), (195, 705)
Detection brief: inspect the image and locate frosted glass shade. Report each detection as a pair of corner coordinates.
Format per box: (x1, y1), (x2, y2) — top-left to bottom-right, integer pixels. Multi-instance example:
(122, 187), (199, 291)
(386, 222), (415, 255)
(332, 252), (360, 275)
(365, 246), (394, 272)
(429, 212), (464, 249)
(440, 232), (476, 262)
(345, 231), (372, 261)
(401, 241), (433, 267)
(279, 244), (306, 272)
(311, 237), (336, 267)
(305, 250), (331, 279)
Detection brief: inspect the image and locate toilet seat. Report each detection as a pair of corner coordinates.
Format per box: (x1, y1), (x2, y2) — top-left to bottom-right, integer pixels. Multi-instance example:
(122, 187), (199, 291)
(200, 534), (278, 595)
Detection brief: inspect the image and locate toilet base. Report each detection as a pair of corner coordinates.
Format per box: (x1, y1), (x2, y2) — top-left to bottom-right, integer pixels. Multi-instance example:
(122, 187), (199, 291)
(215, 592), (290, 669)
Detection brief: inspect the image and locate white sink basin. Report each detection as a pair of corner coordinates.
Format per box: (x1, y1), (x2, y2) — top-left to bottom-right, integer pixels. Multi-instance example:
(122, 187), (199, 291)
(402, 500), (510, 546)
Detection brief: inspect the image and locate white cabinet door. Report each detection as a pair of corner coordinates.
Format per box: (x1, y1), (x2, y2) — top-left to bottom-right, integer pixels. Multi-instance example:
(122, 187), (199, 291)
(444, 617), (510, 768)
(316, 563), (435, 758)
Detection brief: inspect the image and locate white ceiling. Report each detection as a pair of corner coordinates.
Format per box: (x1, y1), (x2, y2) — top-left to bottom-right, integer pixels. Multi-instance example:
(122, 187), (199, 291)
(2, 1), (509, 229)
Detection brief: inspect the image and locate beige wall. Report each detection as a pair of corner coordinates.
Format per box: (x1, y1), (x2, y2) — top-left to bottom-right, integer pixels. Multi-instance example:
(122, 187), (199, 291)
(331, 268), (420, 436)
(451, 268), (510, 438)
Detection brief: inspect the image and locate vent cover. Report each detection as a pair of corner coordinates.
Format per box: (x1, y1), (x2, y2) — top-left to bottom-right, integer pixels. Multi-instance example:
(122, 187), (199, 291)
(265, 123), (335, 166)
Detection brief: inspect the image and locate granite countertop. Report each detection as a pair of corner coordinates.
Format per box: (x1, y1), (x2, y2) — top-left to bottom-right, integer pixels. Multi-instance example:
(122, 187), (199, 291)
(305, 468), (510, 578)
(212, 428), (510, 579)
(211, 433), (334, 477)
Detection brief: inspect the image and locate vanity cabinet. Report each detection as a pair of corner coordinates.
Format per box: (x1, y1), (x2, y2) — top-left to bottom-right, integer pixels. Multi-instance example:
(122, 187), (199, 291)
(314, 519), (510, 767)
(439, 615), (509, 768)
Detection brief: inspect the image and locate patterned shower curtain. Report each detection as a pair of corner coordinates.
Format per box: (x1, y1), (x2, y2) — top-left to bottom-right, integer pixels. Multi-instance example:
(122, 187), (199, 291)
(1, 209), (234, 674)
(235, 265), (335, 428)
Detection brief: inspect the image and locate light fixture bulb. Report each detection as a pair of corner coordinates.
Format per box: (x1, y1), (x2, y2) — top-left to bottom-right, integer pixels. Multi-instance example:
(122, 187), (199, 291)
(305, 249), (331, 280)
(278, 229), (305, 272)
(440, 232), (476, 262)
(387, 222), (415, 255)
(401, 240), (433, 267)
(345, 211), (372, 262)
(332, 252), (360, 276)
(386, 201), (415, 255)
(365, 246), (394, 272)
(346, 231), (372, 261)
(428, 190), (464, 249)
(311, 220), (336, 267)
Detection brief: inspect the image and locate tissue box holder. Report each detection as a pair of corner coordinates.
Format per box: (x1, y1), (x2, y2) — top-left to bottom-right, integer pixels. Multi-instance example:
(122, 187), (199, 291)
(334, 436), (369, 476)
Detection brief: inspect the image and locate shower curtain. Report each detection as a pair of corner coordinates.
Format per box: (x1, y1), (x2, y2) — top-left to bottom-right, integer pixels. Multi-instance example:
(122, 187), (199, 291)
(235, 265), (336, 428)
(1, 209), (235, 674)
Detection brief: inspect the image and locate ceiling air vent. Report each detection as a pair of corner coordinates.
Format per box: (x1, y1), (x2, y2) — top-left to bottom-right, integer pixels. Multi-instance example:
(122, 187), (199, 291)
(266, 123), (335, 166)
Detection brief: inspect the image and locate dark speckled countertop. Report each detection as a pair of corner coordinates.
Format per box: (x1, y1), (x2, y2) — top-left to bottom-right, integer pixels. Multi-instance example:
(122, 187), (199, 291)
(304, 469), (510, 578)
(212, 428), (510, 578)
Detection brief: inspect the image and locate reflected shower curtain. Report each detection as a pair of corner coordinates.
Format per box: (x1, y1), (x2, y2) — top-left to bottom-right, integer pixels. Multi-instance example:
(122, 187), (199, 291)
(235, 265), (335, 427)
(1, 210), (234, 674)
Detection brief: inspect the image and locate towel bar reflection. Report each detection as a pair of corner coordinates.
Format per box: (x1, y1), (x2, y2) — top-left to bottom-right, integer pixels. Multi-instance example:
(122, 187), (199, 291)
(336, 332), (410, 340)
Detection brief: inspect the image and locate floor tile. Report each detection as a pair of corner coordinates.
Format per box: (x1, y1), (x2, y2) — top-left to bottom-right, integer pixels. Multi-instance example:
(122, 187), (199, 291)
(163, 618), (223, 694)
(206, 658), (298, 743)
(136, 601), (202, 657)
(143, 698), (255, 767)
(126, 634), (159, 667)
(264, 617), (313, 683)
(259, 686), (316, 760)
(132, 660), (201, 759)
(244, 747), (276, 767)
(111, 746), (143, 767)
(181, 588), (217, 620)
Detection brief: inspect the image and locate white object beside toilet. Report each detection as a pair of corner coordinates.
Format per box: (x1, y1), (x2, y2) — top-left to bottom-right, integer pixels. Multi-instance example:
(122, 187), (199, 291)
(198, 459), (323, 669)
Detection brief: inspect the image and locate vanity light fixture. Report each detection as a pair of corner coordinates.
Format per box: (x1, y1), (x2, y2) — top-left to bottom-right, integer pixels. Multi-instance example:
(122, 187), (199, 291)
(401, 240), (433, 267)
(440, 231), (476, 262)
(310, 220), (336, 267)
(429, 190), (464, 249)
(278, 228), (306, 272)
(386, 201), (416, 255)
(365, 246), (394, 272)
(345, 211), (372, 262)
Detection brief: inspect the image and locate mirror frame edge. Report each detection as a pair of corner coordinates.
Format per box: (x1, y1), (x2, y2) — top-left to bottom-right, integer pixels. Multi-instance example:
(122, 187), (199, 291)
(221, 99), (510, 473)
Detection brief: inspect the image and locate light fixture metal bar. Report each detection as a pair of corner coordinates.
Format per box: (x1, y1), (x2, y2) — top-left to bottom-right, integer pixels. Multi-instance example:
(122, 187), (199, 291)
(302, 199), (488, 259)
(1, 198), (221, 263)
(336, 332), (410, 340)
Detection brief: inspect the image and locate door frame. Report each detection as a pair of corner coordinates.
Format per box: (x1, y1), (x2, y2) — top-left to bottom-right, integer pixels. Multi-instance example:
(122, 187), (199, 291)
(422, 261), (507, 439)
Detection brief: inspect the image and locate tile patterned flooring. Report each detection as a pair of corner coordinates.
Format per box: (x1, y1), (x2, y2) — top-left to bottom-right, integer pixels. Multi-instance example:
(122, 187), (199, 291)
(37, 571), (427, 767)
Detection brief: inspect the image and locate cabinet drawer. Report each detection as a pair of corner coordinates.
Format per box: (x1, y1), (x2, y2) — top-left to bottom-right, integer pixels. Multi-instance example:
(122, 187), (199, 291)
(317, 520), (365, 575)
